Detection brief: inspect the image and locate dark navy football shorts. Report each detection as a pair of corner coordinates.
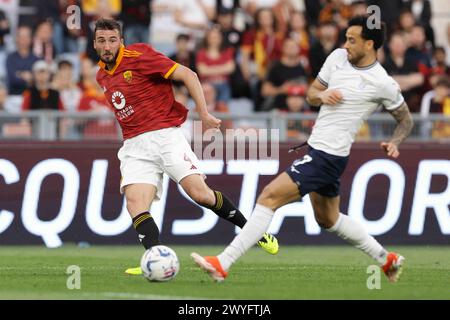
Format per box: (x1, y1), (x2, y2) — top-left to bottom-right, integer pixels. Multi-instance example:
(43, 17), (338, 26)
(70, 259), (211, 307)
(285, 145), (349, 197)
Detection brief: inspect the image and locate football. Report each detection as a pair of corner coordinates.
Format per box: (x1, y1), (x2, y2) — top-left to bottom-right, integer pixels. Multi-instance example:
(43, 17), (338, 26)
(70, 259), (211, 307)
(140, 245), (180, 282)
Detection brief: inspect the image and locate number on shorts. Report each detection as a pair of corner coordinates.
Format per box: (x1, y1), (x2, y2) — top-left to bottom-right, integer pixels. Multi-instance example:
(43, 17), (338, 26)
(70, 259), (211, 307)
(295, 155), (313, 165)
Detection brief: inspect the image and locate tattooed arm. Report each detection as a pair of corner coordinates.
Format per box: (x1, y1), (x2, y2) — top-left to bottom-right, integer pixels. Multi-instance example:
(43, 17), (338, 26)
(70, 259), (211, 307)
(380, 102), (414, 158)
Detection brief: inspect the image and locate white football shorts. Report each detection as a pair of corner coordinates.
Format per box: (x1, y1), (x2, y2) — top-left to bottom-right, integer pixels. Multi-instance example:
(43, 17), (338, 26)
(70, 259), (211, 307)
(117, 126), (204, 200)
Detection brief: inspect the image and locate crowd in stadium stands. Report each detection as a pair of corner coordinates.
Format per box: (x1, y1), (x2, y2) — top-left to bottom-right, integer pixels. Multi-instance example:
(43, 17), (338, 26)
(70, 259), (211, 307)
(0, 0), (448, 140)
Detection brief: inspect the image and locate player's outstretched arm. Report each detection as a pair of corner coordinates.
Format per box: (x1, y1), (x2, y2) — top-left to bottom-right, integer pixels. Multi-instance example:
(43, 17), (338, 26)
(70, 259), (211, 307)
(381, 102), (414, 159)
(306, 78), (343, 106)
(169, 64), (221, 129)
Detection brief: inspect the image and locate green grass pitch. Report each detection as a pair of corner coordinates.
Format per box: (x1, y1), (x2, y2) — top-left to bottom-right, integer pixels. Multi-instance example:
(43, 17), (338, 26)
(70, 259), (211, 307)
(0, 245), (449, 300)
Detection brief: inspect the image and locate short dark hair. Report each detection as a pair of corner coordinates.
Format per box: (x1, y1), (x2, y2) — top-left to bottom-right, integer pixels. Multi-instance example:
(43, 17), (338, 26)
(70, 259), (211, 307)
(436, 76), (450, 89)
(255, 8), (277, 32)
(347, 15), (386, 50)
(433, 46), (445, 54)
(57, 59), (73, 69)
(94, 18), (122, 38)
(176, 34), (190, 42)
(388, 31), (405, 43)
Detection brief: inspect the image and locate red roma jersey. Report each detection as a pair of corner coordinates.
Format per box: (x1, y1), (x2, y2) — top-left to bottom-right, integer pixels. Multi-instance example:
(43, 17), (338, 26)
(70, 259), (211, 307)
(96, 43), (188, 140)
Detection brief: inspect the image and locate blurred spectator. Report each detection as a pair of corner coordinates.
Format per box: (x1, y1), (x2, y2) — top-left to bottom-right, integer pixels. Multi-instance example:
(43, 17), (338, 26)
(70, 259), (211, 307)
(169, 34), (197, 71)
(34, 0), (61, 28)
(82, 0), (121, 17)
(216, 7), (241, 49)
(446, 23), (450, 66)
(216, 7), (248, 99)
(57, 56), (113, 139)
(286, 86), (308, 114)
(351, 0), (368, 17)
(309, 22), (339, 78)
(216, 2), (248, 36)
(383, 32), (424, 112)
(35, 0), (81, 55)
(150, 0), (181, 55)
(32, 20), (56, 64)
(5, 60), (63, 141)
(285, 86), (313, 141)
(420, 76), (450, 139)
(0, 82), (24, 138)
(215, 0), (240, 11)
(261, 38), (308, 111)
(0, 9), (10, 82)
(79, 57), (99, 94)
(52, 60), (82, 112)
(174, 0), (215, 46)
(78, 79), (117, 139)
(430, 47), (450, 80)
(241, 8), (283, 81)
(406, 24), (432, 69)
(405, 24), (433, 93)
(0, 9), (10, 50)
(272, 0), (297, 35)
(22, 60), (64, 111)
(287, 11), (312, 72)
(318, 0), (352, 31)
(402, 0), (434, 46)
(398, 9), (416, 34)
(421, 76), (450, 116)
(169, 34), (197, 88)
(120, 0), (152, 45)
(202, 82), (233, 133)
(196, 25), (235, 103)
(0, 81), (7, 133)
(5, 25), (39, 112)
(240, 8), (284, 110)
(215, 0), (242, 21)
(0, 82), (6, 110)
(52, 59), (83, 139)
(304, 0), (327, 28)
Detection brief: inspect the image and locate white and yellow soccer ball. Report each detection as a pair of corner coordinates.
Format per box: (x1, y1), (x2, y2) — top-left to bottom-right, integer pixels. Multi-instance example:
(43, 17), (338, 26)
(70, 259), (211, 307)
(140, 245), (180, 282)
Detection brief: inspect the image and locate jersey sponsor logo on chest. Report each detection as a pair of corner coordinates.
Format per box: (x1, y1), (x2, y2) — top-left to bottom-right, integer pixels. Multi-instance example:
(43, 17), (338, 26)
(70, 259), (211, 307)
(112, 91), (126, 110)
(111, 90), (135, 120)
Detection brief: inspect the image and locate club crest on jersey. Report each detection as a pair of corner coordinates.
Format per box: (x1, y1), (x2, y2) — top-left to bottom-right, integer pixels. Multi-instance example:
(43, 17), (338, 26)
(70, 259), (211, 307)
(123, 70), (132, 83)
(112, 91), (126, 110)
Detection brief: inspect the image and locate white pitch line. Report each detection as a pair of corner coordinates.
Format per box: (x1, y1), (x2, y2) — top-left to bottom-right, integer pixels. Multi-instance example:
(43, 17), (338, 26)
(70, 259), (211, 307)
(84, 292), (215, 300)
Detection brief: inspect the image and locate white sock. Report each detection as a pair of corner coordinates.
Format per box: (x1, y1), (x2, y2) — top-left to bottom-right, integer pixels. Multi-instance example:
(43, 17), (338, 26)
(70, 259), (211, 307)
(218, 204), (274, 271)
(327, 213), (387, 265)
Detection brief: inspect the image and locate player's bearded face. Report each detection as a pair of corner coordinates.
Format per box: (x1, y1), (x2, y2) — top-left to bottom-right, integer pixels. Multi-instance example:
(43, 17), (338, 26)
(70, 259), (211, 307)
(94, 30), (122, 65)
(100, 47), (119, 64)
(344, 27), (366, 65)
(347, 47), (365, 65)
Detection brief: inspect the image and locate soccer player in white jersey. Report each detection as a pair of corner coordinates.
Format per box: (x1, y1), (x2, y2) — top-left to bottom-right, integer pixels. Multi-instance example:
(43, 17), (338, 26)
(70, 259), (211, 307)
(191, 15), (413, 283)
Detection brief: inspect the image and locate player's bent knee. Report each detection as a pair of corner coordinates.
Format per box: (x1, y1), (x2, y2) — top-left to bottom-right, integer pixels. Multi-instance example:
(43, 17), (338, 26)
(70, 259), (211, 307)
(126, 200), (146, 214)
(125, 193), (150, 215)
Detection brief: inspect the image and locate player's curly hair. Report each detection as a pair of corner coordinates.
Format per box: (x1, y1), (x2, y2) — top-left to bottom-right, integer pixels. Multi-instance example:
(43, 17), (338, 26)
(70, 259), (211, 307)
(94, 18), (122, 38)
(348, 15), (386, 50)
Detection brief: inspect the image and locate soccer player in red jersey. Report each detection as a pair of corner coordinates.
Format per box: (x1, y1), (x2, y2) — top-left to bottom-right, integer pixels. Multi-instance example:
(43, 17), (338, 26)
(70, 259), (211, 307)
(93, 19), (279, 274)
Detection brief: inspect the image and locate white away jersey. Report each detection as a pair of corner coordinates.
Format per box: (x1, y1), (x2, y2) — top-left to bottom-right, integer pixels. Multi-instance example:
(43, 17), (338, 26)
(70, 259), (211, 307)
(308, 48), (404, 156)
